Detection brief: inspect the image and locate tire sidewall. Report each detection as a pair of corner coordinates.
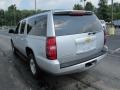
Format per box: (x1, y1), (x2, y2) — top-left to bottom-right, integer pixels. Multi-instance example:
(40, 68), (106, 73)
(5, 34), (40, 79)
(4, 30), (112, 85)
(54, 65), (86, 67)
(28, 53), (39, 78)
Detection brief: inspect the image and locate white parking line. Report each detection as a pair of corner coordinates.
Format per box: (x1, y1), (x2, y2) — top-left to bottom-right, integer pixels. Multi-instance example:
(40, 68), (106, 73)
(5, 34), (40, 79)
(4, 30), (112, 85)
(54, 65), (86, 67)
(114, 48), (120, 52)
(110, 48), (120, 54)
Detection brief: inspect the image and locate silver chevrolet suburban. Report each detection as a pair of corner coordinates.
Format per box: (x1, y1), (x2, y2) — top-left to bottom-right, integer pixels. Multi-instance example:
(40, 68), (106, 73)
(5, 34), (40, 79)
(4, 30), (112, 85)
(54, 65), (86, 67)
(9, 10), (107, 77)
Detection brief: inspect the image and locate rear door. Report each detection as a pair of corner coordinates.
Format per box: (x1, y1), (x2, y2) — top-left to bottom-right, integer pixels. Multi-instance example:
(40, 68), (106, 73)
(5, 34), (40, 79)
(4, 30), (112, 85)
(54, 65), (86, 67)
(17, 21), (27, 55)
(54, 12), (104, 64)
(26, 15), (47, 58)
(13, 23), (21, 49)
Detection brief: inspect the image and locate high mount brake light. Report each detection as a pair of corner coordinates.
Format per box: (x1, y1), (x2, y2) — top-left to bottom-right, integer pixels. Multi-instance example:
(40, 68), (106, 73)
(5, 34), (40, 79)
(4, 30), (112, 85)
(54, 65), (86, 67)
(69, 12), (84, 16)
(54, 11), (92, 16)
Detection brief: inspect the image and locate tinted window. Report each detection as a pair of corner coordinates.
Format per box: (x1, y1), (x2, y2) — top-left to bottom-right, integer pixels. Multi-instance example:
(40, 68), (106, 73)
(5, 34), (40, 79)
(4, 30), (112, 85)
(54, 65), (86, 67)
(14, 23), (20, 34)
(27, 24), (32, 34)
(54, 15), (102, 36)
(27, 15), (47, 36)
(20, 21), (26, 34)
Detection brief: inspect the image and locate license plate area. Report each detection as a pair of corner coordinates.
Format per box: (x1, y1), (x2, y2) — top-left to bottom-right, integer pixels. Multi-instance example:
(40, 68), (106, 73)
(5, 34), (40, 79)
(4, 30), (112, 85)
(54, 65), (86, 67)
(85, 60), (97, 67)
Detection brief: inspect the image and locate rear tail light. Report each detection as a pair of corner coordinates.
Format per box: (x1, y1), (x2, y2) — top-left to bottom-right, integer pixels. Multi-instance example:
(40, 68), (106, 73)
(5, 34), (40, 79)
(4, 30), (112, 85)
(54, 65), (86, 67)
(46, 37), (57, 60)
(104, 31), (107, 45)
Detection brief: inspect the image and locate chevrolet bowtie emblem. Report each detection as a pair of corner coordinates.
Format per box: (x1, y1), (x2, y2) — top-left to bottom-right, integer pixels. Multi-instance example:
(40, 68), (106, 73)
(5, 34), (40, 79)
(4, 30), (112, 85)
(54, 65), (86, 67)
(85, 37), (91, 43)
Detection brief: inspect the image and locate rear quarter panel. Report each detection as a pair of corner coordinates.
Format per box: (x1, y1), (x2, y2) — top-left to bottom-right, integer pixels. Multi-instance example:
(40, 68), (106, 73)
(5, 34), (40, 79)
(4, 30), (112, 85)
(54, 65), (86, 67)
(26, 35), (46, 61)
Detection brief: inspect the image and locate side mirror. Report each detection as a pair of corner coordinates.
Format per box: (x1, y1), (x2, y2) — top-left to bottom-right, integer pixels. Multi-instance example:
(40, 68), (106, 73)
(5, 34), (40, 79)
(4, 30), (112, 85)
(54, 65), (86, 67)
(9, 29), (14, 34)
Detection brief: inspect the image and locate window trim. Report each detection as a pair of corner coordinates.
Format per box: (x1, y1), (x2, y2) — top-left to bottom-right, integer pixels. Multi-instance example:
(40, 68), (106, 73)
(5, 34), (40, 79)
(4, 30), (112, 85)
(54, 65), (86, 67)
(14, 23), (20, 34)
(27, 15), (48, 36)
(20, 21), (26, 34)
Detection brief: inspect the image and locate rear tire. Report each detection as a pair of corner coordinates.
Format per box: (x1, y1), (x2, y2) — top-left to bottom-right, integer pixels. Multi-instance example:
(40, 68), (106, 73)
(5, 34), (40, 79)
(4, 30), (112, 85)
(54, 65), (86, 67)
(28, 53), (39, 78)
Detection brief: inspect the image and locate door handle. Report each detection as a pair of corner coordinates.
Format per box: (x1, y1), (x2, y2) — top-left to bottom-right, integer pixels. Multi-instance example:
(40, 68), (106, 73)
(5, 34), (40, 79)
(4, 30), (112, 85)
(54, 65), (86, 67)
(88, 32), (96, 35)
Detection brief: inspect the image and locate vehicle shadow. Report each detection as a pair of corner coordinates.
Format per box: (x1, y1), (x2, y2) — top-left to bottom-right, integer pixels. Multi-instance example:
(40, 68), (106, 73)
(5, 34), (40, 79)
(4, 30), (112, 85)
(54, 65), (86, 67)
(7, 50), (94, 90)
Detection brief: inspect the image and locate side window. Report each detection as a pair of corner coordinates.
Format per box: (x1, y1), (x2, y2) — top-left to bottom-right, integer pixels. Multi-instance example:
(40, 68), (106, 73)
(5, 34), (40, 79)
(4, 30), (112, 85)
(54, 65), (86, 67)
(20, 21), (26, 34)
(27, 24), (32, 34)
(14, 23), (20, 34)
(27, 15), (47, 36)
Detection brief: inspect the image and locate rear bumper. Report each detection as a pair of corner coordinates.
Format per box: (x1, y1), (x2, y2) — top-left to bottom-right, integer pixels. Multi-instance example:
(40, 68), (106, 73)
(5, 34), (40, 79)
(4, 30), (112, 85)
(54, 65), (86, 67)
(36, 46), (108, 75)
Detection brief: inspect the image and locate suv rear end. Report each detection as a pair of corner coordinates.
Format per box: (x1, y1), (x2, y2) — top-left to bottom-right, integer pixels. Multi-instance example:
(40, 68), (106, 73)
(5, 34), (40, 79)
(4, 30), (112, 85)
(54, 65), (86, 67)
(36, 10), (108, 75)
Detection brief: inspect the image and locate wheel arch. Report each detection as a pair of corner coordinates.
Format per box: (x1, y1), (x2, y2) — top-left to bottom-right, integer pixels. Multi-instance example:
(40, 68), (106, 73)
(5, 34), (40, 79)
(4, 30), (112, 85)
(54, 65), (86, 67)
(26, 47), (34, 57)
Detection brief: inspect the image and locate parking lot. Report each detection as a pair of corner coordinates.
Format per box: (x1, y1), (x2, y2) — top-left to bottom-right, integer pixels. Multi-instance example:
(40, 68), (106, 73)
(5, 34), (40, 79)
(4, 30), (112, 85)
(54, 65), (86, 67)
(0, 29), (120, 90)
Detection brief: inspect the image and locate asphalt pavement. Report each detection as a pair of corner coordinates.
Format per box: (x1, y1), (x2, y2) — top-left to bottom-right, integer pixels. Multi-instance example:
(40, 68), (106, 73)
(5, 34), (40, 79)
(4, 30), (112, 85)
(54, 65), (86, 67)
(0, 30), (120, 90)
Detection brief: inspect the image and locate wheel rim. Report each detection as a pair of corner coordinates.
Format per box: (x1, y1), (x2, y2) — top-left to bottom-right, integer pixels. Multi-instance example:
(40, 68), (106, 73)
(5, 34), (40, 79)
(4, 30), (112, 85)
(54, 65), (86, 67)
(30, 58), (36, 75)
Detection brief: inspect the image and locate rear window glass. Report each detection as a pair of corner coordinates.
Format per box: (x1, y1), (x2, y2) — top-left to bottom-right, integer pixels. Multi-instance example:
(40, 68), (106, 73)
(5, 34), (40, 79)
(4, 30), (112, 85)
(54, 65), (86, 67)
(27, 15), (47, 36)
(54, 15), (102, 36)
(20, 21), (26, 34)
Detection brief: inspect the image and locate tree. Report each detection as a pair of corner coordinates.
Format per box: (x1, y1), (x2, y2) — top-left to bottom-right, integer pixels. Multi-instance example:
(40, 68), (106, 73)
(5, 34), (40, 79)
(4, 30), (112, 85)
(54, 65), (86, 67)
(73, 4), (83, 10)
(97, 0), (110, 21)
(0, 4), (39, 26)
(112, 3), (120, 20)
(113, 3), (120, 12)
(85, 2), (94, 11)
(6, 4), (17, 25)
(0, 9), (5, 26)
(99, 0), (107, 6)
